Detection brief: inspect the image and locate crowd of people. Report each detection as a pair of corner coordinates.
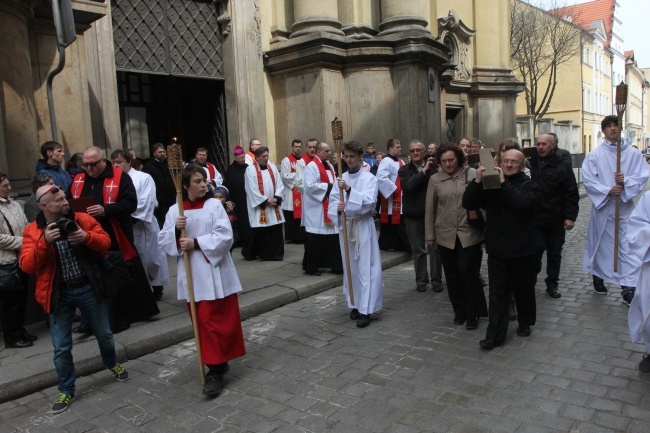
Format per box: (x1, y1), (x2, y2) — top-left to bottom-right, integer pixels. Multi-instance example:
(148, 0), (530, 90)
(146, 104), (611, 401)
(2, 113), (650, 414)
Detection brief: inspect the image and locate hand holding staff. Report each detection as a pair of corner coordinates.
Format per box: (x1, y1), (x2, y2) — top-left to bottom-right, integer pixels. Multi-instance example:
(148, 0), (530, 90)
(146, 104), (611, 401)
(331, 118), (355, 305)
(168, 140), (205, 385)
(614, 82), (628, 273)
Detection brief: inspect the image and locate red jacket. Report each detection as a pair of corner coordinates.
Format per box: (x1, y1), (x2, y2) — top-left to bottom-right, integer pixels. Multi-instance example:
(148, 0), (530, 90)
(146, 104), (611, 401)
(20, 212), (111, 313)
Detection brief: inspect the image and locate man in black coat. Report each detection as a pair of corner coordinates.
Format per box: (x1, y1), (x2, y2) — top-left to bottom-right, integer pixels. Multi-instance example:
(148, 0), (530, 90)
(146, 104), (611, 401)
(142, 143), (176, 228)
(398, 140), (442, 292)
(530, 134), (579, 299)
(463, 149), (540, 350)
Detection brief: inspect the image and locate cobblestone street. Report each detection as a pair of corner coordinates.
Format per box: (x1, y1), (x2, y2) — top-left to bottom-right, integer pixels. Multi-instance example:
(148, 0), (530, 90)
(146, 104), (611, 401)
(1, 194), (649, 432)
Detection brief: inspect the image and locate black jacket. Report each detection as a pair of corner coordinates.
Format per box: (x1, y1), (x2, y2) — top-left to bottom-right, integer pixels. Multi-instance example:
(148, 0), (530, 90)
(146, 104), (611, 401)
(462, 172), (540, 258)
(142, 158), (176, 207)
(398, 161), (437, 218)
(529, 148), (579, 227)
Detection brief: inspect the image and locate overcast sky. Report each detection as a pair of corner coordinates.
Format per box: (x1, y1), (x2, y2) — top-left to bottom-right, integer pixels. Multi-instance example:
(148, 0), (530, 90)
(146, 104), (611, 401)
(531, 0), (650, 68)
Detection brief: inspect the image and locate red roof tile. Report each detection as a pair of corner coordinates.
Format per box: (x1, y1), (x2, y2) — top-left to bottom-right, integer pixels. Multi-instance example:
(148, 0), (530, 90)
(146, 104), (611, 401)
(552, 0), (615, 47)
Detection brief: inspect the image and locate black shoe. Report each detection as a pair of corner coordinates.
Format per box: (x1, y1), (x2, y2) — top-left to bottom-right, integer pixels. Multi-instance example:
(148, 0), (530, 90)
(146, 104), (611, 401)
(307, 270), (321, 276)
(546, 285), (562, 298)
(453, 316), (466, 326)
(516, 325), (531, 337)
(152, 286), (164, 302)
(202, 374), (224, 397)
(416, 285), (427, 292)
(72, 323), (92, 334)
(356, 314), (371, 328)
(622, 291), (634, 306)
(466, 317), (479, 330)
(7, 339), (33, 349)
(432, 285), (443, 293)
(637, 355), (650, 375)
(593, 276), (607, 294)
(21, 331), (38, 342)
(479, 339), (502, 350)
(349, 309), (360, 320)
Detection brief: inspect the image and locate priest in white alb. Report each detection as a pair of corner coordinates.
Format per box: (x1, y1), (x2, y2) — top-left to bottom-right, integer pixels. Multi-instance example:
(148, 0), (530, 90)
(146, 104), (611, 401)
(111, 149), (170, 301)
(243, 146), (285, 261)
(582, 115), (649, 304)
(328, 141), (383, 328)
(280, 139), (304, 243)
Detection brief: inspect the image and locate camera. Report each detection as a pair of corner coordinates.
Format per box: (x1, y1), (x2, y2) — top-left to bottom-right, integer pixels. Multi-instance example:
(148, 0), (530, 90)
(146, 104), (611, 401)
(54, 218), (78, 238)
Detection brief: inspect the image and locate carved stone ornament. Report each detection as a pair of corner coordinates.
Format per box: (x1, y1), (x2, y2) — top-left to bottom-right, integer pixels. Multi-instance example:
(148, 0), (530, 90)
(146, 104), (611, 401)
(215, 0), (231, 36)
(437, 10), (475, 84)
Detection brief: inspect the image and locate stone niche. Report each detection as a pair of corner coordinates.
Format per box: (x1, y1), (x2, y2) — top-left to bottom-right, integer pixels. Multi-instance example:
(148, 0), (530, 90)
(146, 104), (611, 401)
(265, 31), (450, 152)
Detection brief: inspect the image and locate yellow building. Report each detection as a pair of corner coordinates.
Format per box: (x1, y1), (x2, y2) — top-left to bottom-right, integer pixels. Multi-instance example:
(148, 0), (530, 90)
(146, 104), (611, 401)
(624, 53), (648, 149)
(1, 0), (521, 186)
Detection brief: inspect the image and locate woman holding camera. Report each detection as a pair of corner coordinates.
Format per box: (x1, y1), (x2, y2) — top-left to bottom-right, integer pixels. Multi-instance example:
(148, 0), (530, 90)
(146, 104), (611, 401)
(0, 171), (36, 348)
(424, 143), (487, 330)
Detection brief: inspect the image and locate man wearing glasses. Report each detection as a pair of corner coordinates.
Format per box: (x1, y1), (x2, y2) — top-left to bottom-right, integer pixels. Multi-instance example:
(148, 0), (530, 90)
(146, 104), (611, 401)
(70, 146), (159, 333)
(398, 140), (442, 293)
(463, 149), (540, 350)
(20, 185), (130, 414)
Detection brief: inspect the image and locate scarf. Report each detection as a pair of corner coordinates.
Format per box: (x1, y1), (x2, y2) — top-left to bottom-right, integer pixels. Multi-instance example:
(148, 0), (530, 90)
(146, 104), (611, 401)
(313, 157), (335, 225)
(380, 157), (404, 224)
(288, 153), (302, 218)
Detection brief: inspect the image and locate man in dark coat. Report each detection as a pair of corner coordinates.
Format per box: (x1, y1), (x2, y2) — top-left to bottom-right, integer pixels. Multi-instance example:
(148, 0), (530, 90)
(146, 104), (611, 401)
(530, 134), (579, 299)
(224, 145), (252, 248)
(142, 143), (176, 228)
(463, 149), (540, 350)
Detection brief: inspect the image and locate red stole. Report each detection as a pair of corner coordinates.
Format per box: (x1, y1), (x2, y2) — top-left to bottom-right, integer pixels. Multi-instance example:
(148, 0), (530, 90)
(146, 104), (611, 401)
(205, 162), (217, 180)
(287, 154), (302, 218)
(302, 154), (314, 165)
(254, 162), (282, 224)
(71, 167), (137, 260)
(380, 158), (404, 225)
(312, 157), (335, 225)
(247, 151), (255, 162)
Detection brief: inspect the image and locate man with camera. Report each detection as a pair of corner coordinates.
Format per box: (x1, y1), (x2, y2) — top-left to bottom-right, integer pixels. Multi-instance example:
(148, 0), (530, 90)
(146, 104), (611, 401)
(398, 140), (442, 292)
(20, 185), (129, 414)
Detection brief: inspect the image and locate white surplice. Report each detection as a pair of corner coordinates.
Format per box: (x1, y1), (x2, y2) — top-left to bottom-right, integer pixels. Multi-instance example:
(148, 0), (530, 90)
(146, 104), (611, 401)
(127, 168), (170, 286)
(582, 140), (650, 285)
(158, 198), (242, 301)
(327, 169), (383, 315)
(244, 162), (285, 228)
(626, 191), (650, 352)
(376, 156), (402, 214)
(280, 155), (299, 211)
(302, 159), (338, 235)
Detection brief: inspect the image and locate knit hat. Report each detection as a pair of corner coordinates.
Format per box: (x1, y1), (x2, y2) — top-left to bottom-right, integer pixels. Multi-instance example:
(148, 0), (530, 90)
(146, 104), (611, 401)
(233, 145), (245, 156)
(213, 185), (229, 199)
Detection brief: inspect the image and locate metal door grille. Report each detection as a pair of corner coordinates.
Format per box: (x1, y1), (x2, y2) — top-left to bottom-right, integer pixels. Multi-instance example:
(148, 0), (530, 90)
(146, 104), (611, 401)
(208, 93), (229, 173)
(446, 118), (456, 143)
(112, 0), (225, 79)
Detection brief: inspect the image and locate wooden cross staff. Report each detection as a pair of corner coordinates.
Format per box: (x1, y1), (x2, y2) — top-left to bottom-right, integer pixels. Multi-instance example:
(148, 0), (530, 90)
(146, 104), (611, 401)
(614, 82), (628, 273)
(167, 139), (205, 385)
(331, 118), (355, 305)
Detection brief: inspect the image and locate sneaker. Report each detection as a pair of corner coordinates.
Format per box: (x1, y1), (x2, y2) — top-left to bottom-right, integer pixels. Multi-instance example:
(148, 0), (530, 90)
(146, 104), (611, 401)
(51, 393), (75, 414)
(109, 363), (130, 382)
(637, 355), (650, 375)
(593, 276), (607, 294)
(203, 374), (224, 396)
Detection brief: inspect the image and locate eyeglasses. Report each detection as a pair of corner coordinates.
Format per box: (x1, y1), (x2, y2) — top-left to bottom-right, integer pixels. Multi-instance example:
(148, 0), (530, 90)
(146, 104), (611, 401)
(36, 185), (61, 202)
(502, 159), (522, 166)
(409, 148), (424, 153)
(82, 159), (104, 169)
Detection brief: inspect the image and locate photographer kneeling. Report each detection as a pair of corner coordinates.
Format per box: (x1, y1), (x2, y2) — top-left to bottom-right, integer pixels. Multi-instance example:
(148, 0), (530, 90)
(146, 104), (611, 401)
(20, 185), (129, 414)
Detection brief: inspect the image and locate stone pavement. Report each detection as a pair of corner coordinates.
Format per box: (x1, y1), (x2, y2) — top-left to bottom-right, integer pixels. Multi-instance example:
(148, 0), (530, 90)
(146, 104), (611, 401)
(2, 193), (650, 432)
(0, 242), (410, 403)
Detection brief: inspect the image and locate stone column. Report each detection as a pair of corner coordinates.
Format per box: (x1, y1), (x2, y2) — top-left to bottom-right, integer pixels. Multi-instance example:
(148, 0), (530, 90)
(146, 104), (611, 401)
(290, 0), (344, 38)
(338, 0), (379, 39)
(0, 0), (38, 178)
(378, 0), (429, 36)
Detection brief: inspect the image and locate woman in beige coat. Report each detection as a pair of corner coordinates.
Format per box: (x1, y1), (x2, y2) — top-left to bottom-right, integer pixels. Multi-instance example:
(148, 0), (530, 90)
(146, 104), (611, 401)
(425, 143), (487, 330)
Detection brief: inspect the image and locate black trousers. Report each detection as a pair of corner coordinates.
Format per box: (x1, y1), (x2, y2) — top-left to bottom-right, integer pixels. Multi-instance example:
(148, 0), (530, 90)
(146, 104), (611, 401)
(378, 219), (411, 254)
(485, 255), (536, 343)
(438, 238), (487, 320)
(283, 210), (305, 243)
(535, 225), (566, 287)
(302, 232), (342, 273)
(0, 287), (28, 345)
(242, 224), (284, 261)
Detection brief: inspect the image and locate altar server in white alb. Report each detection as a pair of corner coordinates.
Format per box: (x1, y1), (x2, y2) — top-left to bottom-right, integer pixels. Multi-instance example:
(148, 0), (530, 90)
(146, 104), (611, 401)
(243, 146), (285, 261)
(158, 164), (245, 397)
(582, 115), (649, 304)
(627, 191), (650, 375)
(328, 141), (383, 328)
(111, 150), (169, 301)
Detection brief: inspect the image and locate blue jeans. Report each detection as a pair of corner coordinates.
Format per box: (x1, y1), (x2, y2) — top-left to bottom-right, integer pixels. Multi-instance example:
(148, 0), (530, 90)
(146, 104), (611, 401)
(50, 283), (117, 394)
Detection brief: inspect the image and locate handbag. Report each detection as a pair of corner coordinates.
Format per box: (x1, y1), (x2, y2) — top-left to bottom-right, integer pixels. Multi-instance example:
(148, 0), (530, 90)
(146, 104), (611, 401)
(464, 168), (486, 228)
(97, 250), (134, 297)
(0, 209), (24, 292)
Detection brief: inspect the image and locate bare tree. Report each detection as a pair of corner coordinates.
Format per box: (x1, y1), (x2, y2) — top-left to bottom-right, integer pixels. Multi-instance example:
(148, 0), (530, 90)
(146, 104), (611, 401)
(510, 0), (583, 130)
